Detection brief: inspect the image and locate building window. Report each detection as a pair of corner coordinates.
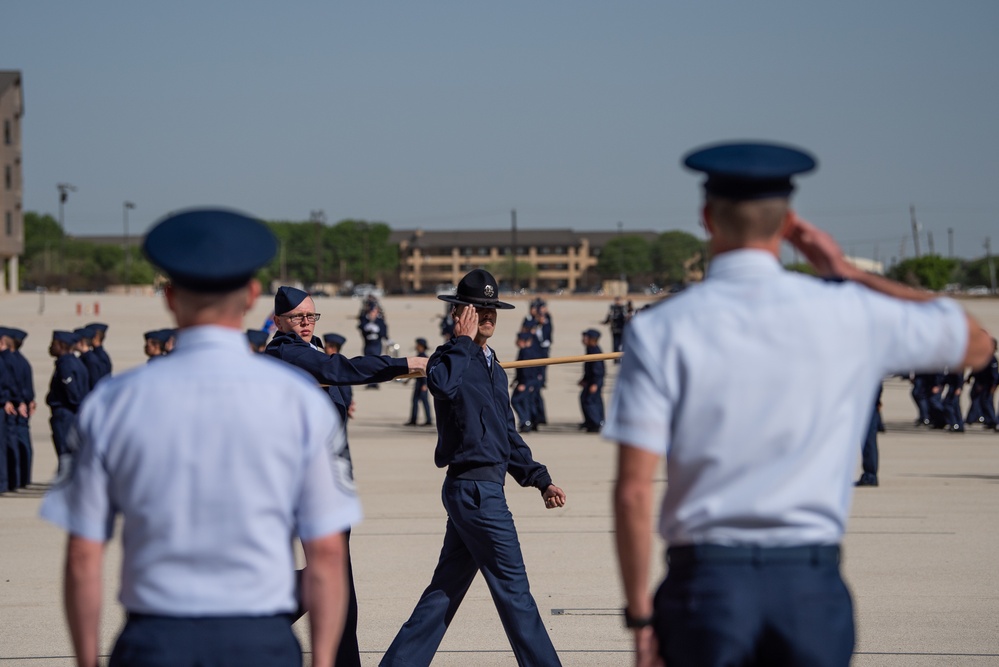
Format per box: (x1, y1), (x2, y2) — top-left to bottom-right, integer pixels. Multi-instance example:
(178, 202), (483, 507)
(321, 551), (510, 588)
(5, 212), (12, 236)
(4, 165), (10, 190)
(554, 246), (565, 255)
(3, 119), (10, 145)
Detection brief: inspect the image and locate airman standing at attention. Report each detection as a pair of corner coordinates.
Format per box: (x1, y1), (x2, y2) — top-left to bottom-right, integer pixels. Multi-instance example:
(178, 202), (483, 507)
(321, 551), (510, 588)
(579, 328), (605, 433)
(46, 330), (90, 479)
(41, 207), (359, 667)
(0, 328), (34, 489)
(85, 322), (112, 378)
(405, 338), (433, 427)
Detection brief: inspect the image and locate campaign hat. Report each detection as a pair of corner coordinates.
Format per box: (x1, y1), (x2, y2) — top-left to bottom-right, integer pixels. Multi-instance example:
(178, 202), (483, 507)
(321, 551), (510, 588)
(682, 141), (817, 200)
(323, 333), (346, 347)
(142, 208), (277, 292)
(275, 286), (310, 316)
(437, 269), (514, 310)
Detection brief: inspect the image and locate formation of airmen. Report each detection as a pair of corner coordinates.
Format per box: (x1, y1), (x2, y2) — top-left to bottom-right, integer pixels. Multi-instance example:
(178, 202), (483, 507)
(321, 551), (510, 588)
(909, 338), (999, 431)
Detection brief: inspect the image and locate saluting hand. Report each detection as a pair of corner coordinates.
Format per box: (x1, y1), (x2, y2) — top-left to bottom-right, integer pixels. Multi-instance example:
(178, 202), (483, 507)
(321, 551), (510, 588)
(452, 306), (479, 339)
(542, 484), (566, 509)
(783, 211), (851, 279)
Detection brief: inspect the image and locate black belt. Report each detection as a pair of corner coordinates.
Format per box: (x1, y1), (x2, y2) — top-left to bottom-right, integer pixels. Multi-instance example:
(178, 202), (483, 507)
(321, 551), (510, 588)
(667, 544), (840, 567)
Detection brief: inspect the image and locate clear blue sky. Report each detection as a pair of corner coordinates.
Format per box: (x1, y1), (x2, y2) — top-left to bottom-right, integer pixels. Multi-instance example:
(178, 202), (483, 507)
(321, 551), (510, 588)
(4, 1), (998, 263)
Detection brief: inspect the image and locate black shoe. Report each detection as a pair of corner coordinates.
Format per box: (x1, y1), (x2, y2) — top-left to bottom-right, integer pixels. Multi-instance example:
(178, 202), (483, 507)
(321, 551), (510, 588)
(585, 426), (601, 433)
(519, 422), (533, 433)
(855, 475), (879, 487)
(404, 421), (417, 426)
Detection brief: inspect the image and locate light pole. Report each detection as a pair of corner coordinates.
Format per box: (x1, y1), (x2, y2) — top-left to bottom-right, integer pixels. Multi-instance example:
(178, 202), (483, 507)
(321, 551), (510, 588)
(57, 183), (77, 290)
(123, 201), (135, 292)
(617, 221), (625, 286)
(310, 209), (326, 286)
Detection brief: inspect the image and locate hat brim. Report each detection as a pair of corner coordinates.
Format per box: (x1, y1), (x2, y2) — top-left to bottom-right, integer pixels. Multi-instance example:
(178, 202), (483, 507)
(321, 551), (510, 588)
(438, 294), (515, 310)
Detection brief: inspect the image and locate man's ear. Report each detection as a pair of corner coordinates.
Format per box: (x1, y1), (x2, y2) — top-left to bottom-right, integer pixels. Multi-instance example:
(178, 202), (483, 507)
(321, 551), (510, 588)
(700, 203), (715, 237)
(246, 279), (262, 312)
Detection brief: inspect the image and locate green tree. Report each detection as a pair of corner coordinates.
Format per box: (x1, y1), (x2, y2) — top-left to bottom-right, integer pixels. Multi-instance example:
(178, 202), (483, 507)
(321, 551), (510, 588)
(784, 262), (817, 276)
(596, 236), (654, 282)
(487, 258), (537, 284)
(651, 230), (705, 285)
(887, 255), (959, 291)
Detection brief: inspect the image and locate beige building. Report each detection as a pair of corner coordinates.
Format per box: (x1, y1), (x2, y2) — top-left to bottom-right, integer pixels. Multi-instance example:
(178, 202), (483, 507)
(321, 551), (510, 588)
(0, 71), (24, 293)
(389, 228), (659, 293)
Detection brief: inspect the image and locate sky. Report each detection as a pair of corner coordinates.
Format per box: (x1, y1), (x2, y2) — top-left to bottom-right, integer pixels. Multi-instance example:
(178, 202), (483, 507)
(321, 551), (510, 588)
(3, 1), (998, 264)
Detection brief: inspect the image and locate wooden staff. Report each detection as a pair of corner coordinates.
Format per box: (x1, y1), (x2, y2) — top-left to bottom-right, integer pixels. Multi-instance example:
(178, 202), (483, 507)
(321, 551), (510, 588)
(391, 351), (623, 379)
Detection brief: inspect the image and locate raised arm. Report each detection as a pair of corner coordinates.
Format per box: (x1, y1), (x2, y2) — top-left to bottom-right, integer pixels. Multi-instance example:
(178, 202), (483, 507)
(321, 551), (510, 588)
(784, 212), (993, 370)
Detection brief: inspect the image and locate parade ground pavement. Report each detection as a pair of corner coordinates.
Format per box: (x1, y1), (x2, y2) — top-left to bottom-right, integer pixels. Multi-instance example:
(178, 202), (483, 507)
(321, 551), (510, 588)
(1, 292), (997, 666)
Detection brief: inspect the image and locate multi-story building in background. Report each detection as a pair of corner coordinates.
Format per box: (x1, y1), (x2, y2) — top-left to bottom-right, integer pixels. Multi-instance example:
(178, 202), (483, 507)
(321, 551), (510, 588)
(0, 71), (24, 293)
(389, 228), (659, 293)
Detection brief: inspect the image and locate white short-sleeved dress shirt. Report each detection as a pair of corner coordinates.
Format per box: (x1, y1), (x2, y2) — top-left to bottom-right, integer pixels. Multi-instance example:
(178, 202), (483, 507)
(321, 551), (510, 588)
(41, 326), (362, 616)
(603, 250), (967, 547)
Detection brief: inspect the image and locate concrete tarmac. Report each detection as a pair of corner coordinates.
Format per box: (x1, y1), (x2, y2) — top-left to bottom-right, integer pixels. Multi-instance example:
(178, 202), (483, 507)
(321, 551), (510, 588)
(1, 292), (997, 665)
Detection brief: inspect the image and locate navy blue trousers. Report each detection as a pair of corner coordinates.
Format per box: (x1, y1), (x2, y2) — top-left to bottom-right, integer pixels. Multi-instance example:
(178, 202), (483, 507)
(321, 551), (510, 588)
(410, 387), (431, 424)
(579, 388), (604, 428)
(656, 545), (854, 667)
(109, 614), (300, 667)
(511, 386), (536, 428)
(381, 478), (560, 666)
(861, 408), (879, 477)
(49, 410), (75, 457)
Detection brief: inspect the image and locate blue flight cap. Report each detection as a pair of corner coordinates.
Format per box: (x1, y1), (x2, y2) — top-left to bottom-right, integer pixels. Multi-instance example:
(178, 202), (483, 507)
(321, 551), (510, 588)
(415, 337), (428, 348)
(275, 286), (310, 316)
(86, 322), (109, 333)
(5, 327), (27, 343)
(52, 330), (78, 345)
(74, 326), (96, 341)
(143, 330), (160, 342)
(583, 328), (601, 339)
(517, 332), (534, 342)
(246, 329), (270, 347)
(323, 333), (346, 347)
(142, 208), (277, 292)
(145, 329), (173, 344)
(682, 141), (817, 200)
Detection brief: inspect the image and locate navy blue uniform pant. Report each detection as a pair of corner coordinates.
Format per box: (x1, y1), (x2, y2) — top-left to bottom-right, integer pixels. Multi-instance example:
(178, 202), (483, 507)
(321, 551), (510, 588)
(0, 416), (7, 492)
(109, 614), (301, 667)
(381, 478), (560, 667)
(579, 388), (604, 428)
(5, 415), (30, 489)
(410, 387), (431, 424)
(49, 410), (75, 457)
(655, 545), (854, 667)
(511, 386), (536, 428)
(861, 407), (879, 477)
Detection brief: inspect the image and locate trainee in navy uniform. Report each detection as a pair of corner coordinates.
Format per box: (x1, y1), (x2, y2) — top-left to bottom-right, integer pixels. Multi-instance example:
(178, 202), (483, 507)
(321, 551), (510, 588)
(578, 328), (605, 432)
(606, 142), (992, 667)
(266, 285), (427, 667)
(510, 331), (543, 432)
(40, 208), (360, 667)
(46, 330), (90, 478)
(405, 337), (433, 426)
(85, 322), (113, 377)
(1, 327), (34, 488)
(381, 269), (567, 667)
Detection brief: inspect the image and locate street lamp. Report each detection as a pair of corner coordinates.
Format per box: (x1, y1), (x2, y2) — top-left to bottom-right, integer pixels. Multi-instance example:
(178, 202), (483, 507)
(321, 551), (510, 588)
(123, 201), (136, 292)
(57, 183), (77, 290)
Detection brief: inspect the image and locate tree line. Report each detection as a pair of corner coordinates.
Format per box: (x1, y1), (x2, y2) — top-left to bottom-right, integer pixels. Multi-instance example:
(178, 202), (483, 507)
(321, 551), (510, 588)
(20, 212), (991, 293)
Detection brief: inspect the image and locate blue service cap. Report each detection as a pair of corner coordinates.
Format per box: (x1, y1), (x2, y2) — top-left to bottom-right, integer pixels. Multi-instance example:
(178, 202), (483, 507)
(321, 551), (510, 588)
(52, 330), (78, 345)
(142, 208), (277, 292)
(85, 322), (109, 333)
(582, 328), (601, 339)
(323, 333), (346, 347)
(682, 141), (817, 200)
(275, 286), (309, 316)
(246, 329), (270, 347)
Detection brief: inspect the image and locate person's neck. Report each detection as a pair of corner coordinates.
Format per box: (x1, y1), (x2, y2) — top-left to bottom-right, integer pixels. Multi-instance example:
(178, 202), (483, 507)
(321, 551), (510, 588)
(709, 236), (781, 260)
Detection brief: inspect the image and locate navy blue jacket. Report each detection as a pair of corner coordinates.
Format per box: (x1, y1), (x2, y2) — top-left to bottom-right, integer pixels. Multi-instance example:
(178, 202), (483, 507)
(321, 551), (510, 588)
(427, 336), (552, 491)
(45, 353), (90, 413)
(92, 346), (113, 377)
(582, 344), (605, 389)
(2, 349), (34, 405)
(80, 350), (107, 390)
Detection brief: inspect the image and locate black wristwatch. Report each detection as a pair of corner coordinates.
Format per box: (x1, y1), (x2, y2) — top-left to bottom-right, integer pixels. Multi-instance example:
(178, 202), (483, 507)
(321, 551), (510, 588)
(623, 608), (654, 629)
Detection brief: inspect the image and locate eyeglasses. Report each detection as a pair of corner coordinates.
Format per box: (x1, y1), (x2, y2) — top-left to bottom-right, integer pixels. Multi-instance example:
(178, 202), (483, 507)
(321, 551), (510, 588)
(283, 313), (321, 324)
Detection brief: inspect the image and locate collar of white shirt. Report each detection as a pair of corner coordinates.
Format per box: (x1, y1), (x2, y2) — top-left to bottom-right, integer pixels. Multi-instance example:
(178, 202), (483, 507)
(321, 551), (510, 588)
(706, 249), (782, 281)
